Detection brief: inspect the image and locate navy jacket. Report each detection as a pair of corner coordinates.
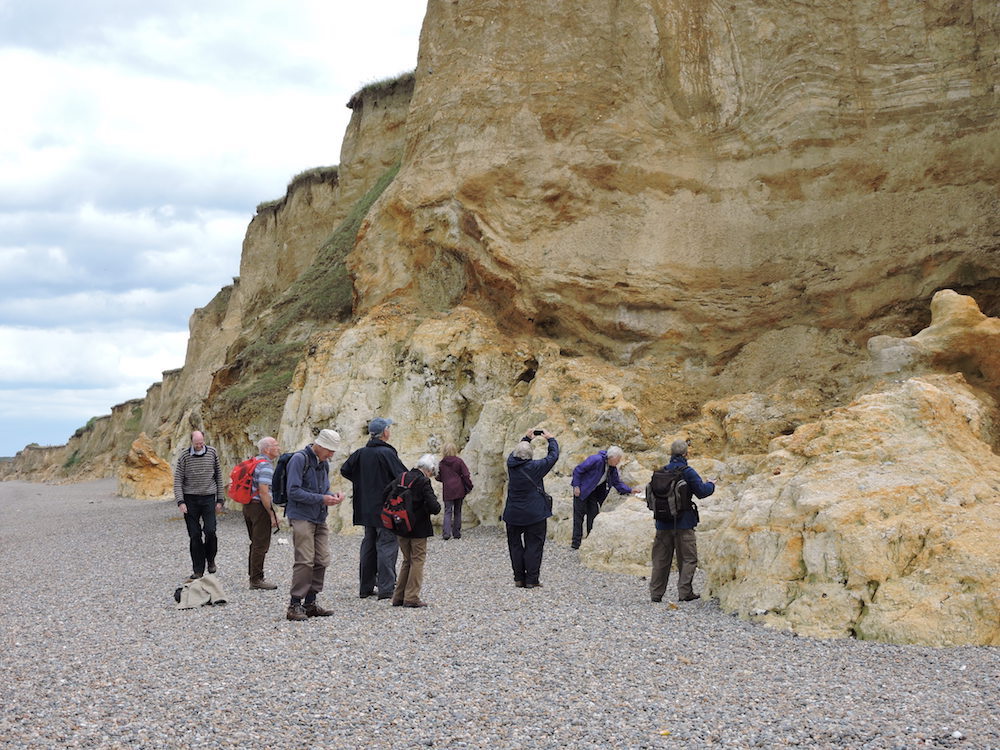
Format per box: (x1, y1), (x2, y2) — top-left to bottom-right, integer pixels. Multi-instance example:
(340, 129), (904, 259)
(571, 450), (632, 503)
(341, 438), (408, 527)
(502, 437), (559, 526)
(285, 445), (331, 524)
(652, 455), (714, 531)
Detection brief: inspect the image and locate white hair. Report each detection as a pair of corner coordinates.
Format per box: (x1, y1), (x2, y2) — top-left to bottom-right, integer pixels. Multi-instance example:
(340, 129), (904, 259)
(257, 436), (276, 453)
(512, 442), (533, 460)
(607, 446), (624, 460)
(416, 454), (438, 473)
(670, 439), (689, 457)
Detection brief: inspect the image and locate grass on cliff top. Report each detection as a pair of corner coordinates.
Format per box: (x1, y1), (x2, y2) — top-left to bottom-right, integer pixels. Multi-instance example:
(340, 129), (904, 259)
(347, 71), (415, 109)
(256, 166), (340, 214)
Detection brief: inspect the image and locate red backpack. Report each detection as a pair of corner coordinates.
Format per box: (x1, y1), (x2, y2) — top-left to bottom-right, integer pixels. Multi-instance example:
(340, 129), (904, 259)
(381, 472), (418, 533)
(227, 457), (267, 504)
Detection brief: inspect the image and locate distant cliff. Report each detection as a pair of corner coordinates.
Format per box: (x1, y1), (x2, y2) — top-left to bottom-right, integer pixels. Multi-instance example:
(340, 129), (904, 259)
(3, 1), (998, 645)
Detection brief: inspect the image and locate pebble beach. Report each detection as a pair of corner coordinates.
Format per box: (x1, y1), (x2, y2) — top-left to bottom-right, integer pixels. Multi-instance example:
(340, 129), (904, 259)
(0, 479), (997, 749)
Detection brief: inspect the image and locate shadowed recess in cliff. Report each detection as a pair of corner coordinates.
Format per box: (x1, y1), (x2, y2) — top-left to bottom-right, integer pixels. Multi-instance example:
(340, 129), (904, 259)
(204, 163), (401, 433)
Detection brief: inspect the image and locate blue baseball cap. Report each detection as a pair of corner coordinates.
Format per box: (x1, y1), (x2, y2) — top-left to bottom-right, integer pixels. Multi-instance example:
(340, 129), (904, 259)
(368, 417), (394, 436)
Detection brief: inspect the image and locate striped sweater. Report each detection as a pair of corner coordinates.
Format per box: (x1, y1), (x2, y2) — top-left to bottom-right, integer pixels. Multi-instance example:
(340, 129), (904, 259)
(173, 446), (223, 504)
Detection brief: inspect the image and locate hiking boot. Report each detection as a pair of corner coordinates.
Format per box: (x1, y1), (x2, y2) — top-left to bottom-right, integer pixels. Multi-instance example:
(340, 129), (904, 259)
(304, 602), (334, 617)
(286, 603), (307, 621)
(525, 582), (543, 589)
(250, 580), (278, 590)
(185, 573), (203, 583)
(403, 599), (429, 608)
(207, 563), (217, 574)
(679, 593), (701, 602)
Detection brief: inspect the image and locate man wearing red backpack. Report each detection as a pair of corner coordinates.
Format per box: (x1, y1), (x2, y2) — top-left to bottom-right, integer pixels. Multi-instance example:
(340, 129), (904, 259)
(244, 436), (282, 591)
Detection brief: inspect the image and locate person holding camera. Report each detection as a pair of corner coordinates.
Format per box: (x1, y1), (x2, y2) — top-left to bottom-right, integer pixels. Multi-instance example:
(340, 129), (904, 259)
(502, 428), (559, 588)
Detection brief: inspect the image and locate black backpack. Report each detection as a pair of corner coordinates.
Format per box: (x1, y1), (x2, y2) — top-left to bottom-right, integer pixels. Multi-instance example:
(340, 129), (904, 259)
(647, 467), (694, 521)
(270, 452), (296, 506)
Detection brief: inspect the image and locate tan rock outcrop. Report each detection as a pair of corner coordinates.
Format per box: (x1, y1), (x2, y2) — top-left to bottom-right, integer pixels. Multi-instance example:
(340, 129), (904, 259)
(710, 373), (1000, 646)
(117, 433), (173, 500)
(582, 292), (1000, 646)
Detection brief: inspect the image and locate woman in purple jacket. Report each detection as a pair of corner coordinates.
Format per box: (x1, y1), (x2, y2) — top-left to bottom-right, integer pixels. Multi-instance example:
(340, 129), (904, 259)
(437, 442), (473, 539)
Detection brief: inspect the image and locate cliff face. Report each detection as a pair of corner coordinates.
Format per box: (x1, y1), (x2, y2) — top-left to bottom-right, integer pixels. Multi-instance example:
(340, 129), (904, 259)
(358, 0), (997, 385)
(3, 1), (998, 645)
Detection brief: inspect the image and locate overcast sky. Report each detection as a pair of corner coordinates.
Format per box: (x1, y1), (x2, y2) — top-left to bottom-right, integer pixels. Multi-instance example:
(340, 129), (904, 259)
(0, 1), (426, 456)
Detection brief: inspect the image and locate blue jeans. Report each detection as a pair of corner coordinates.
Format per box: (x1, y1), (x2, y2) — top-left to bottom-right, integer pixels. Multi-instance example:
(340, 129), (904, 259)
(182, 494), (217, 576)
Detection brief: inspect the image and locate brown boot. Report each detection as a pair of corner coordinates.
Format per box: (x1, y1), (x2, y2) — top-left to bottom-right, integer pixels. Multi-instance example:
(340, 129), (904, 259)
(286, 603), (307, 621)
(304, 602), (334, 617)
(250, 579), (278, 590)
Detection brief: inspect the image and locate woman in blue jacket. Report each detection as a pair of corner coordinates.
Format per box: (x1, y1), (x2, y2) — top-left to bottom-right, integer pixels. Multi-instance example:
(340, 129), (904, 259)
(502, 429), (559, 588)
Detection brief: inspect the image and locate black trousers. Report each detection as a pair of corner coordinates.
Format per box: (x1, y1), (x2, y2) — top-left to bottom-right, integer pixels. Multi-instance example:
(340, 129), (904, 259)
(506, 519), (547, 585)
(360, 525), (399, 596)
(571, 492), (603, 547)
(182, 494), (217, 576)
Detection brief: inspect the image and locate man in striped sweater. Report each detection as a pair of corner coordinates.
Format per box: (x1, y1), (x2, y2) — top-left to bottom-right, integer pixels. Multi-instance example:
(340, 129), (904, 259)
(174, 430), (224, 581)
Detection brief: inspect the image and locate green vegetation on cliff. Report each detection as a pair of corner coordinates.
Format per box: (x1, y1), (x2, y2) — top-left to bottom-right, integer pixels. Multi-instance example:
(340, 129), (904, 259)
(209, 163), (401, 428)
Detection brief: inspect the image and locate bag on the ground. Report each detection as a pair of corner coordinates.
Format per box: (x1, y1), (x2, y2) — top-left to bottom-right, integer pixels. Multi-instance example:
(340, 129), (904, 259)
(381, 472), (418, 533)
(270, 452), (295, 506)
(647, 467), (693, 521)
(227, 457), (267, 504)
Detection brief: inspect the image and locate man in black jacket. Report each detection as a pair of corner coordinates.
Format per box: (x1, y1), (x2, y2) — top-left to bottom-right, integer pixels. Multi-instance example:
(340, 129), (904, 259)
(340, 416), (408, 599)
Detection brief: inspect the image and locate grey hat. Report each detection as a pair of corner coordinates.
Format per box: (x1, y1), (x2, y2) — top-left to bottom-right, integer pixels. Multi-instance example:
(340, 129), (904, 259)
(368, 417), (394, 436)
(314, 429), (341, 451)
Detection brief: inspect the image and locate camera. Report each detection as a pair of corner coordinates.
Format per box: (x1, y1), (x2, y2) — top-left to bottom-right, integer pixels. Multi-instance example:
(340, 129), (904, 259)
(532, 429), (544, 436)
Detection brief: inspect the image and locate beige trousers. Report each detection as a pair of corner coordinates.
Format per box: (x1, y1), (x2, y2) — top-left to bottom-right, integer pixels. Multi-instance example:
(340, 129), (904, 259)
(393, 537), (427, 605)
(289, 519), (330, 601)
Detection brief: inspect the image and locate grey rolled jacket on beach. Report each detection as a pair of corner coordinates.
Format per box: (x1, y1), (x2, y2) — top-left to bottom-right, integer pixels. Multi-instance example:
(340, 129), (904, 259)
(284, 445), (331, 524)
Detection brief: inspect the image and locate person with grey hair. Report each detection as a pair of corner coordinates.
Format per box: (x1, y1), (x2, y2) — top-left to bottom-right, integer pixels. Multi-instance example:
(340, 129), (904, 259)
(502, 429), (559, 588)
(648, 439), (715, 603)
(383, 454), (442, 607)
(243, 435), (282, 590)
(570, 445), (640, 549)
(340, 416), (408, 600)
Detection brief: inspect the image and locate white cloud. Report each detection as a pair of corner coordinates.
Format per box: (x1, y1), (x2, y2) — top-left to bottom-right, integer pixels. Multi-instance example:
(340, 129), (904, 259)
(0, 2), (426, 456)
(0, 327), (188, 387)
